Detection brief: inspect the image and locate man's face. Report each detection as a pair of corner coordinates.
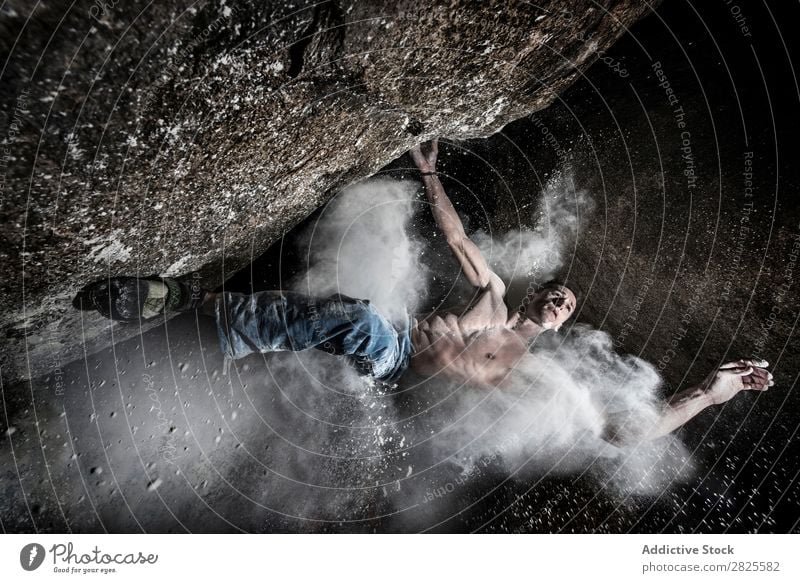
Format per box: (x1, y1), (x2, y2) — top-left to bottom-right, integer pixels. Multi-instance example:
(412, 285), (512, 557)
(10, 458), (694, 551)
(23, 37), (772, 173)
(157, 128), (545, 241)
(524, 284), (577, 330)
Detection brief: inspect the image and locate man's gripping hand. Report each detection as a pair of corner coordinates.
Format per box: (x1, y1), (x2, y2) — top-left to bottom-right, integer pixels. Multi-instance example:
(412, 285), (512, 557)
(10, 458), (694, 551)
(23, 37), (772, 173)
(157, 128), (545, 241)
(701, 358), (774, 405)
(410, 139), (438, 173)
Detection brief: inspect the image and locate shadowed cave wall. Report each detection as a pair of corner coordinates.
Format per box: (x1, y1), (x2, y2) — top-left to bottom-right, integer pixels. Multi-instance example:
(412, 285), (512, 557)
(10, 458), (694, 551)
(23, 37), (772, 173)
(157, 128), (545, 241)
(0, 0), (653, 384)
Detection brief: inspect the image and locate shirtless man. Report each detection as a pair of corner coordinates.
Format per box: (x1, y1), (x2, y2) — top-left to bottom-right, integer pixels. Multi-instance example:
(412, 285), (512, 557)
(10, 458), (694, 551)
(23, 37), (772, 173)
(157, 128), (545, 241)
(406, 140), (773, 443)
(75, 140), (774, 445)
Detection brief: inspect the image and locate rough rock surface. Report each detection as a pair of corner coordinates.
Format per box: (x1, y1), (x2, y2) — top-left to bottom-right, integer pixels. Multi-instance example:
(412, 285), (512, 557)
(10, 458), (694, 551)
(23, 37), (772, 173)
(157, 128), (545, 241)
(0, 0), (656, 384)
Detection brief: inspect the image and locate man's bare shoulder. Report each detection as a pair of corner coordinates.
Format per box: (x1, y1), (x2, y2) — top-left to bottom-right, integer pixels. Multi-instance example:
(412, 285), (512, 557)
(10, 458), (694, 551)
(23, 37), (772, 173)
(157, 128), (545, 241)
(485, 271), (507, 297)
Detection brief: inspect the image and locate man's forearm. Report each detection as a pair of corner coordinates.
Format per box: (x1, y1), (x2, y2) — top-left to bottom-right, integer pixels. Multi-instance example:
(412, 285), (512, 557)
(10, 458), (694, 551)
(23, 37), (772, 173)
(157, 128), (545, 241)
(603, 384), (713, 446)
(604, 359), (771, 445)
(647, 384), (713, 439)
(421, 174), (467, 243)
(413, 142), (493, 288)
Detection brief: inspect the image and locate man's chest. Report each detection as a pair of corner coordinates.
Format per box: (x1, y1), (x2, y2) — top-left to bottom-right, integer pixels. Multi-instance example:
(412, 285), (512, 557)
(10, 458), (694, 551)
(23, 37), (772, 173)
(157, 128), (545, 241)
(456, 288), (509, 330)
(462, 327), (528, 366)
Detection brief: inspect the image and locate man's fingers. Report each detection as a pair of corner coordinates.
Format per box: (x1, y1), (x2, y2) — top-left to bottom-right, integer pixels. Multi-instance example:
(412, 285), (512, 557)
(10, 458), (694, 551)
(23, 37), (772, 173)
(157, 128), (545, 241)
(718, 365), (754, 376)
(741, 368), (774, 391)
(753, 369), (773, 385)
(724, 366), (772, 380)
(749, 369), (771, 382)
(744, 379), (772, 391)
(720, 358), (769, 370)
(741, 358), (769, 368)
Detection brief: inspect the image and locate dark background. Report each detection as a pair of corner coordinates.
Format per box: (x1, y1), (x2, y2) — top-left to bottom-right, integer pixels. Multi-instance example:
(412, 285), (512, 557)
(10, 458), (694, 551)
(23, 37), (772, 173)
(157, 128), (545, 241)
(2, 0), (798, 532)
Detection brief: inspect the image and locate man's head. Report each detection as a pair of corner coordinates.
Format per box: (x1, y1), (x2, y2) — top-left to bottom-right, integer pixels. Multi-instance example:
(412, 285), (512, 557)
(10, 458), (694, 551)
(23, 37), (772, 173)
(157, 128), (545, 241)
(523, 280), (577, 331)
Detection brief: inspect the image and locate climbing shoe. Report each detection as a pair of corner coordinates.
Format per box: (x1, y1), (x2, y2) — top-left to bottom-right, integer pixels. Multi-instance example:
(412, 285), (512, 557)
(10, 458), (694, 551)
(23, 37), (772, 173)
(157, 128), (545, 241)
(72, 276), (208, 322)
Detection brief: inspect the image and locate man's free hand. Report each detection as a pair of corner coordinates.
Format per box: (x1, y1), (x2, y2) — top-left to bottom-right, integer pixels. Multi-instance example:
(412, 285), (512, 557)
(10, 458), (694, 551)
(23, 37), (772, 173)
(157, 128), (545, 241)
(614, 357), (775, 444)
(701, 358), (773, 405)
(410, 139), (439, 173)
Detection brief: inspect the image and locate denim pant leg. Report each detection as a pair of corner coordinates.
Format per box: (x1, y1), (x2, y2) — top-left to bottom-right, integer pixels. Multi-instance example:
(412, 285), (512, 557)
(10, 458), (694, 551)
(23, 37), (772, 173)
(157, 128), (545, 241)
(213, 290), (412, 381)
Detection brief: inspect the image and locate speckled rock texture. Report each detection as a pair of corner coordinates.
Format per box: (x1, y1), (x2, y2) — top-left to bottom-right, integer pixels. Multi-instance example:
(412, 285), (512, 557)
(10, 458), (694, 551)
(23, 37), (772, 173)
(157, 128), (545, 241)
(0, 0), (656, 383)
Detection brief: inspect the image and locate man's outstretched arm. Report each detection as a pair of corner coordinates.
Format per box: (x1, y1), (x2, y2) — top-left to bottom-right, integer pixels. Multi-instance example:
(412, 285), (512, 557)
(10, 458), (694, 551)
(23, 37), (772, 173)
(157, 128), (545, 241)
(410, 140), (497, 290)
(603, 358), (774, 445)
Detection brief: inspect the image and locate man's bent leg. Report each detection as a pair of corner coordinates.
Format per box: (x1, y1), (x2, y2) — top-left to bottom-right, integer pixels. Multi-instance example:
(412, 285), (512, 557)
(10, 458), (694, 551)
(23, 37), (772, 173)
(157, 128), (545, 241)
(212, 290), (412, 381)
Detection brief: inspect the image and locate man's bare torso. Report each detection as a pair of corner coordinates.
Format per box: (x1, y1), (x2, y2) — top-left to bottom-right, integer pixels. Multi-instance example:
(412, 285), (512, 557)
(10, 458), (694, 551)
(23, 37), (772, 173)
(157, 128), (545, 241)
(409, 275), (542, 388)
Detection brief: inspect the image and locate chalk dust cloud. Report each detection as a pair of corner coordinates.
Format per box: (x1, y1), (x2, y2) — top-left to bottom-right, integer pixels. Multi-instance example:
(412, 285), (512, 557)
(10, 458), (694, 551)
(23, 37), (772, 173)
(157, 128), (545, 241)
(0, 174), (693, 533)
(248, 174), (693, 529)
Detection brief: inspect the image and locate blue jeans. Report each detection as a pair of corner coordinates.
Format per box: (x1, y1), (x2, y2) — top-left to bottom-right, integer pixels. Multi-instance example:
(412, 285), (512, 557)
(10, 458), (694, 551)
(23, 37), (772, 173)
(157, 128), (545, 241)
(213, 291), (413, 383)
